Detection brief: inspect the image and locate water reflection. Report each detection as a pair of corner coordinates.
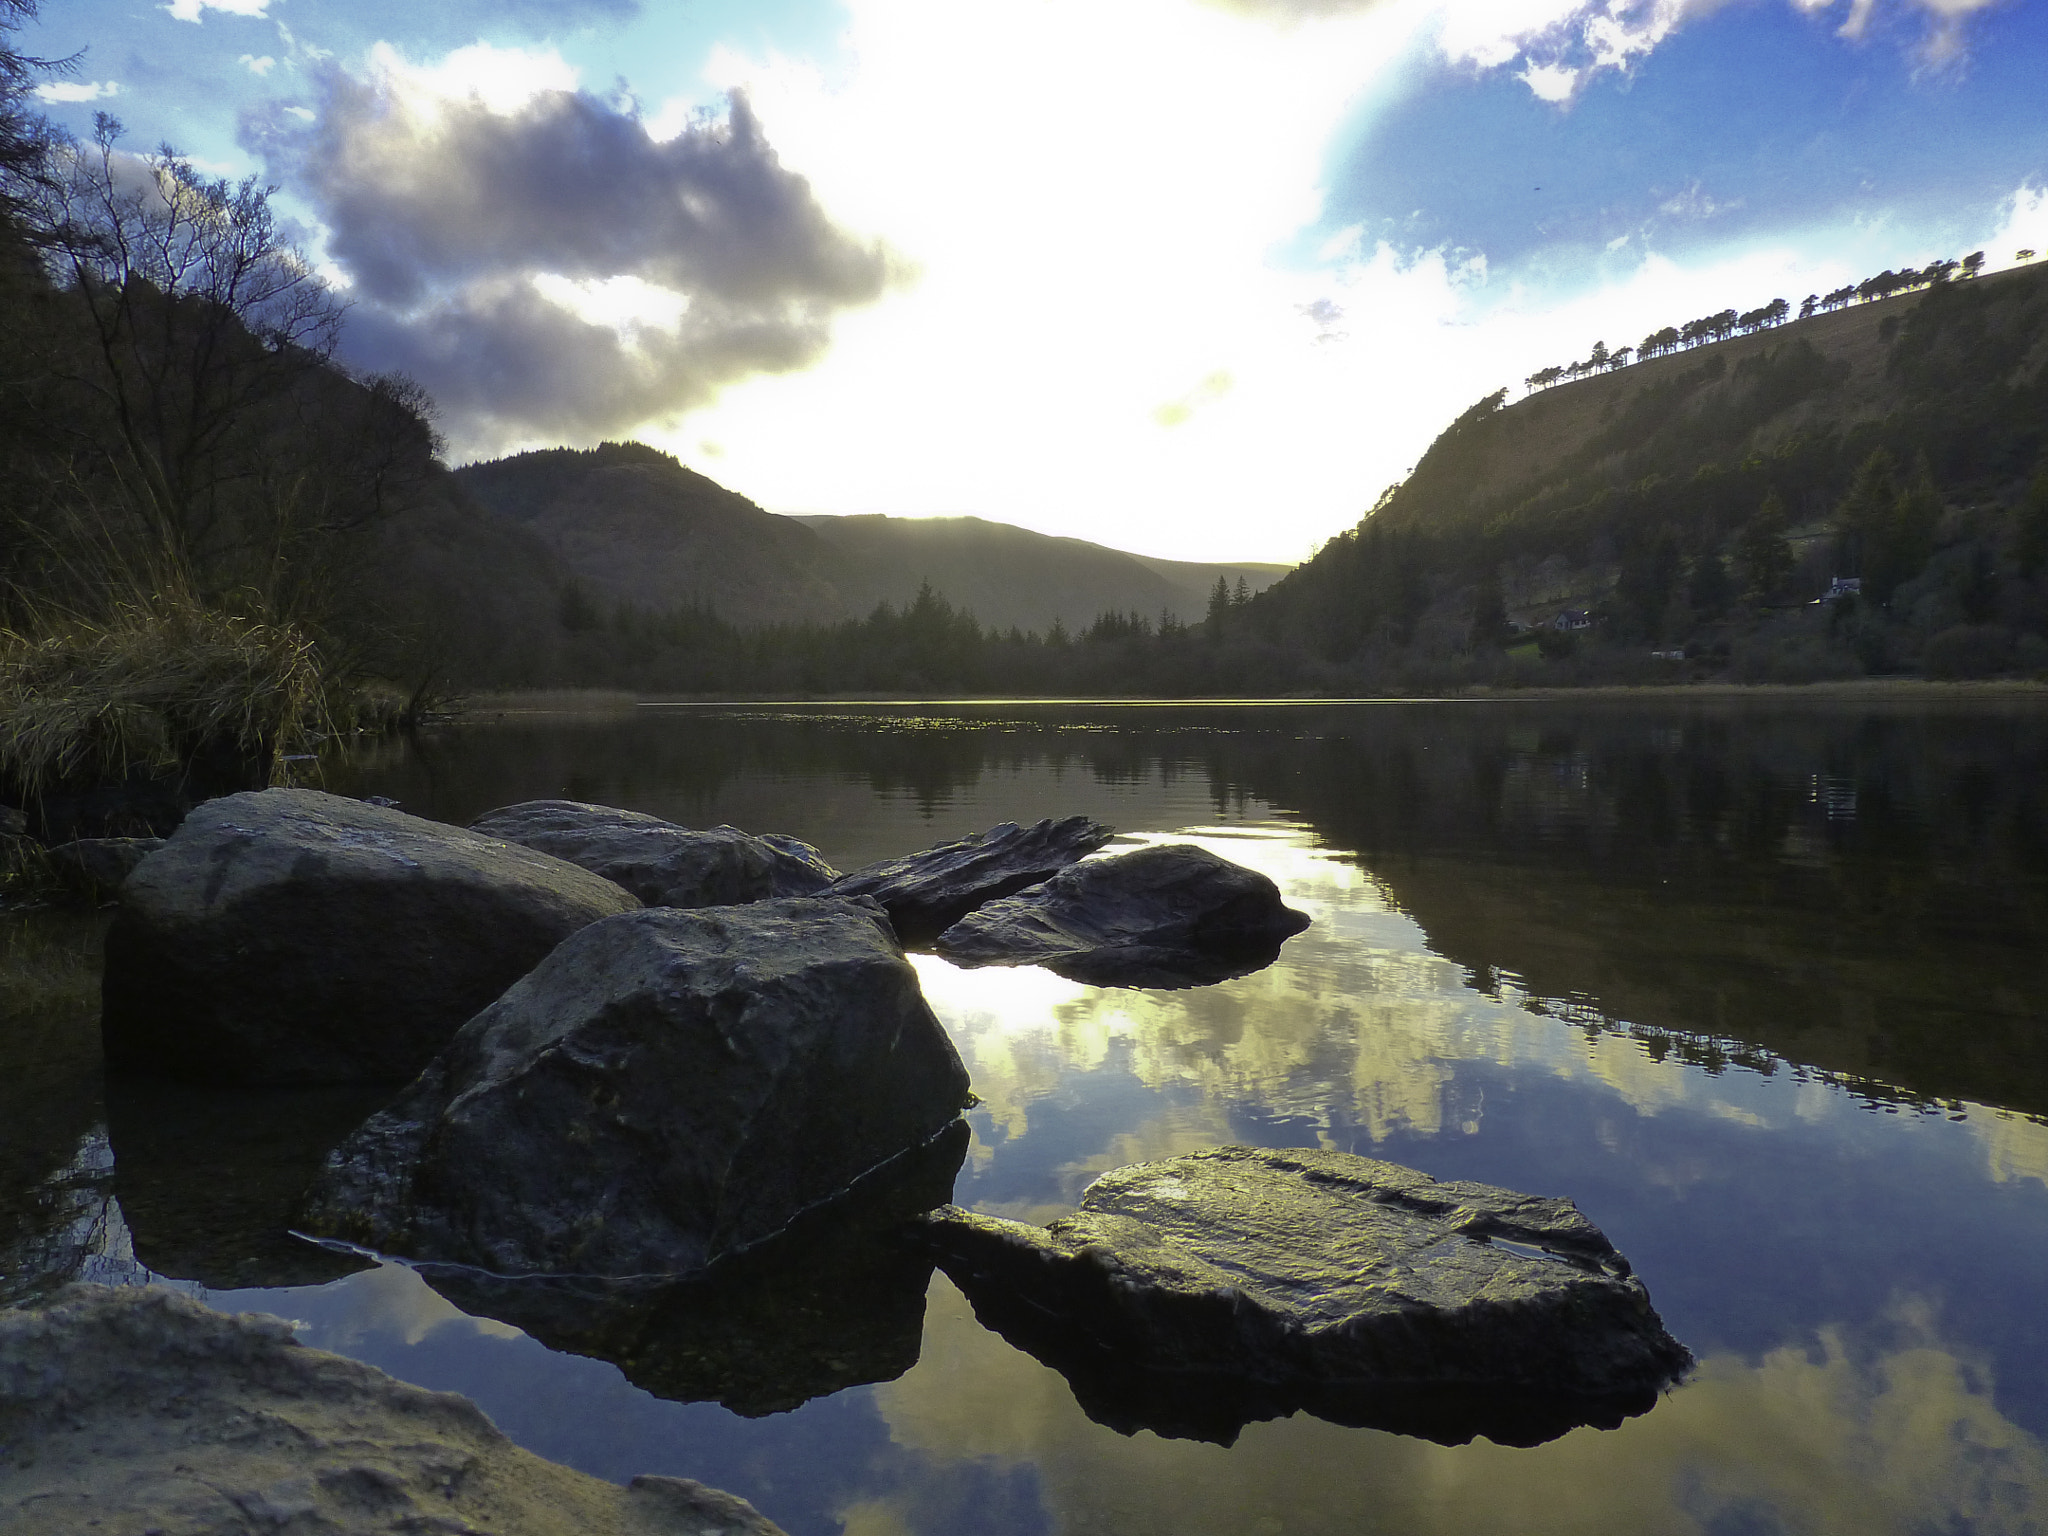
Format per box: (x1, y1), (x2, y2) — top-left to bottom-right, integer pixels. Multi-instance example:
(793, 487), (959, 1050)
(103, 1078), (383, 1289)
(4, 700), (2047, 1536)
(321, 700), (2048, 1121)
(421, 1122), (970, 1417)
(865, 1278), (2046, 1536)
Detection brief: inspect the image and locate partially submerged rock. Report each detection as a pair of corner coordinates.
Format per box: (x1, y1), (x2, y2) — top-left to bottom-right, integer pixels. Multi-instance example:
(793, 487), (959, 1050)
(934, 842), (1310, 987)
(469, 799), (839, 908)
(425, 1120), (970, 1417)
(305, 898), (973, 1277)
(823, 816), (1113, 945)
(100, 788), (640, 1087)
(0, 1283), (787, 1536)
(43, 836), (164, 900)
(917, 1145), (1691, 1447)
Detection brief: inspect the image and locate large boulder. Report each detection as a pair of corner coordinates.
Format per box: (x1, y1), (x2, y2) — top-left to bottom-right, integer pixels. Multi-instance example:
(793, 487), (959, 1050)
(304, 897), (973, 1277)
(916, 1145), (1692, 1448)
(0, 1284), (787, 1536)
(469, 800), (839, 908)
(822, 816), (1113, 945)
(934, 842), (1310, 987)
(101, 788), (640, 1087)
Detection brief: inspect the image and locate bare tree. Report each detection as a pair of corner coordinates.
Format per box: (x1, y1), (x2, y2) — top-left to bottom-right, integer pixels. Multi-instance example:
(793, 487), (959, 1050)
(13, 113), (348, 578)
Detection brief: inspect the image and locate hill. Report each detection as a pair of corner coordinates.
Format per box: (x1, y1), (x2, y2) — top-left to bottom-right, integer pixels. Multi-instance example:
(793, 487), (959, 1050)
(792, 513), (1285, 634)
(453, 445), (844, 623)
(1257, 261), (2048, 682)
(454, 445), (1283, 635)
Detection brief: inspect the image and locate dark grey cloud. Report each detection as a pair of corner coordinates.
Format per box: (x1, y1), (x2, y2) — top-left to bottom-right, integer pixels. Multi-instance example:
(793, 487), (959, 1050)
(243, 70), (898, 450)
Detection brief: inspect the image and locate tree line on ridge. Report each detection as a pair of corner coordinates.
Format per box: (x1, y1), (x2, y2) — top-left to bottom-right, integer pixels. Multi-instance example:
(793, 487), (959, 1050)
(1522, 251), (1993, 391)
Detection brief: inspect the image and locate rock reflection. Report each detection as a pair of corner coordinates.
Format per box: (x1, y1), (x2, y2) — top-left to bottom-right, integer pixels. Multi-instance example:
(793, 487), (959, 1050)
(423, 1120), (971, 1417)
(0, 910), (115, 1304)
(104, 1077), (385, 1288)
(860, 1277), (2048, 1536)
(938, 1259), (1667, 1450)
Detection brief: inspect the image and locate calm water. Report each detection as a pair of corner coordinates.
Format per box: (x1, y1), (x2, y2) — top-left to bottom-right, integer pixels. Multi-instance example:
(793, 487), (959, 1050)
(5, 698), (2048, 1534)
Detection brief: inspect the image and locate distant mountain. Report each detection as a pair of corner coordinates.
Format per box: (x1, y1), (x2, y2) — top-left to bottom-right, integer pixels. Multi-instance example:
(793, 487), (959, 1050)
(453, 444), (843, 622)
(791, 513), (1286, 634)
(453, 444), (1285, 634)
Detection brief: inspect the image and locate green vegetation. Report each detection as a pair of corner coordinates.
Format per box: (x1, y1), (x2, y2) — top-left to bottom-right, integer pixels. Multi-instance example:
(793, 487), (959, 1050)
(0, 582), (327, 809)
(0, 10), (504, 834)
(1251, 260), (2048, 689)
(3, 0), (2046, 832)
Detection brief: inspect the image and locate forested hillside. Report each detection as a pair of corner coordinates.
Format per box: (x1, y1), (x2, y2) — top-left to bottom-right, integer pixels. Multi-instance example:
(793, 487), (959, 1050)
(452, 445), (1284, 636)
(1255, 262), (2048, 684)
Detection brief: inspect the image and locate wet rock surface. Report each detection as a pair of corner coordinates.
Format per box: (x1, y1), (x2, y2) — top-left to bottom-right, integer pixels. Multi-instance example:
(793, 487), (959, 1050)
(305, 897), (973, 1277)
(469, 799), (839, 908)
(934, 842), (1310, 987)
(917, 1145), (1692, 1447)
(425, 1120), (970, 1417)
(822, 815), (1113, 945)
(100, 789), (639, 1087)
(0, 1284), (787, 1536)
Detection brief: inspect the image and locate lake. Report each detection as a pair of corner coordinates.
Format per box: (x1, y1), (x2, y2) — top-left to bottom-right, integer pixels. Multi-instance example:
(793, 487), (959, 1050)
(5, 697), (2047, 1534)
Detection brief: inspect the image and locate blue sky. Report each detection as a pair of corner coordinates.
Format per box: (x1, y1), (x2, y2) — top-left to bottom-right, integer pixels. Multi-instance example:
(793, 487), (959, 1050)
(21, 0), (2048, 561)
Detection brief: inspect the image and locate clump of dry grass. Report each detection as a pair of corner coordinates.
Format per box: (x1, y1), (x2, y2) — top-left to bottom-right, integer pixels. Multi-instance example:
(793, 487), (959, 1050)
(0, 585), (330, 807)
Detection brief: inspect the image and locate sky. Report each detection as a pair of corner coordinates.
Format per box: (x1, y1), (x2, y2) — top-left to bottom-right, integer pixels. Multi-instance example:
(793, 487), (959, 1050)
(21, 0), (2048, 562)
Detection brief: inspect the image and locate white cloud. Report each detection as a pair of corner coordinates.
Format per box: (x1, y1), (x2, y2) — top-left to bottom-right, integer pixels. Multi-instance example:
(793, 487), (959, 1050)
(1982, 184), (2048, 272)
(33, 80), (121, 103)
(239, 54), (276, 76)
(1438, 0), (2001, 104)
(1518, 60), (1580, 100)
(376, 40), (581, 116)
(163, 0), (270, 22)
(668, 0), (1446, 562)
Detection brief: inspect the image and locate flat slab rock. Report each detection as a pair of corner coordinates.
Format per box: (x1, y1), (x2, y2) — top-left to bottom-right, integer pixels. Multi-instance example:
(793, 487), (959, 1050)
(305, 898), (972, 1277)
(822, 816), (1112, 946)
(935, 842), (1310, 987)
(0, 1283), (786, 1536)
(917, 1145), (1692, 1447)
(469, 800), (839, 908)
(101, 788), (639, 1086)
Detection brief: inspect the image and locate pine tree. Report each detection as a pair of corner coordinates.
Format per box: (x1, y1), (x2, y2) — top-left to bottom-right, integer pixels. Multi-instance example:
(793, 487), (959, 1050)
(1736, 490), (1795, 601)
(1468, 570), (1508, 651)
(2016, 469), (2048, 576)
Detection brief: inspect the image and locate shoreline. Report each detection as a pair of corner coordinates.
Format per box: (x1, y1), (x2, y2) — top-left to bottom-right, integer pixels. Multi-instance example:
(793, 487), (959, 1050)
(455, 679), (2048, 714)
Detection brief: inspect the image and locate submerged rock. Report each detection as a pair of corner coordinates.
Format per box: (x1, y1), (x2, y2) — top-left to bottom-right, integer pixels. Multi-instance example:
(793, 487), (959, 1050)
(822, 816), (1113, 945)
(426, 1120), (971, 1417)
(305, 898), (973, 1277)
(0, 1283), (787, 1535)
(934, 842), (1310, 987)
(917, 1145), (1691, 1447)
(100, 789), (640, 1087)
(469, 799), (839, 908)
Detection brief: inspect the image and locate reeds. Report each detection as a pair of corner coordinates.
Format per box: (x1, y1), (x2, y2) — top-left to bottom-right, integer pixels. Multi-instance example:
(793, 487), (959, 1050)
(0, 581), (330, 807)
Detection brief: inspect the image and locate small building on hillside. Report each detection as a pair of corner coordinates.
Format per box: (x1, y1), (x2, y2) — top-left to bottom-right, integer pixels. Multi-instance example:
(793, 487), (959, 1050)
(1823, 577), (1862, 602)
(1553, 609), (1595, 632)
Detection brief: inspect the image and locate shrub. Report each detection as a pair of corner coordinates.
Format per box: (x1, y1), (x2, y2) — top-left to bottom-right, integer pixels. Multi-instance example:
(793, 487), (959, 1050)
(1921, 623), (2016, 680)
(0, 586), (329, 812)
